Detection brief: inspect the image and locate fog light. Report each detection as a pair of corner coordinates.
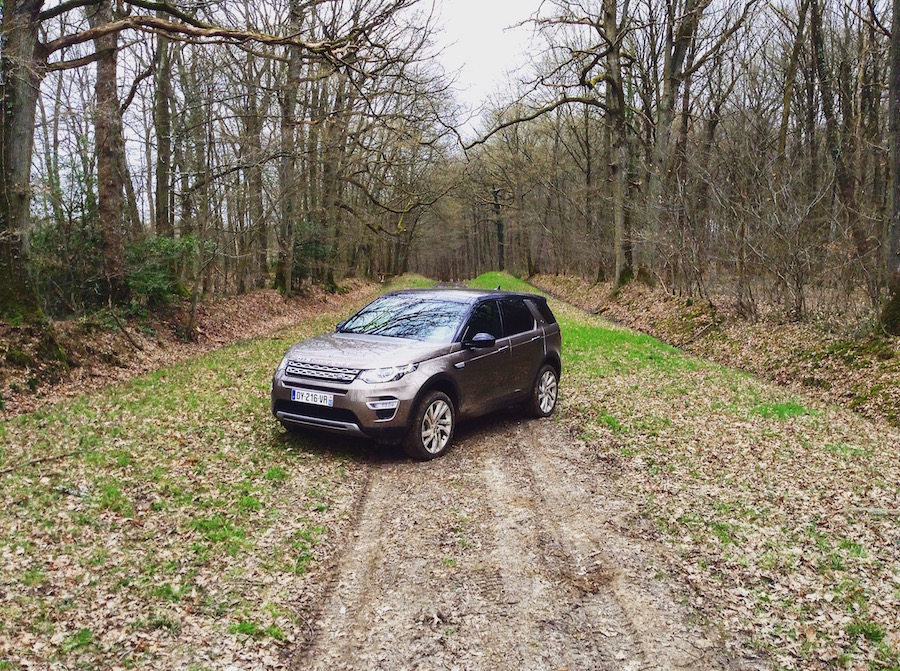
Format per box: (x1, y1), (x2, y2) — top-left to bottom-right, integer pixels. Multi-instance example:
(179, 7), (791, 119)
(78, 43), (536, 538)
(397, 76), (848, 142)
(366, 399), (400, 411)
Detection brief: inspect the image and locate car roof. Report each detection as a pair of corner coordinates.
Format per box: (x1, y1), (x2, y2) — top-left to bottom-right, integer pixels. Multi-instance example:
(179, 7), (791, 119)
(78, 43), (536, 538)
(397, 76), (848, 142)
(380, 288), (544, 303)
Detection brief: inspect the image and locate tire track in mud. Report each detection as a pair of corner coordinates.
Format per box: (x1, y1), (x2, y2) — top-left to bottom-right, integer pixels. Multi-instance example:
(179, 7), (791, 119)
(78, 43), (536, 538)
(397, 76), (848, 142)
(488, 421), (717, 670)
(291, 417), (768, 670)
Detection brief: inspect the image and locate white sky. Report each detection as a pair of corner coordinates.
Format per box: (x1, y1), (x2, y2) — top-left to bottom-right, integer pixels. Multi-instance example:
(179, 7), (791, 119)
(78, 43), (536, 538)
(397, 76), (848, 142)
(433, 0), (544, 136)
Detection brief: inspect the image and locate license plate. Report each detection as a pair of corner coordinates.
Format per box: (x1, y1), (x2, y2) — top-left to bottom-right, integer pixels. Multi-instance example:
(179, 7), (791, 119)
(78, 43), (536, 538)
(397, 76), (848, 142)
(291, 389), (334, 407)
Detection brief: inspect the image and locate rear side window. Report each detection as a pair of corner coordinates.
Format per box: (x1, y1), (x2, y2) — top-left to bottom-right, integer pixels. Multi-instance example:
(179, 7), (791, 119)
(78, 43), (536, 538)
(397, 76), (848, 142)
(501, 298), (536, 336)
(464, 300), (502, 339)
(527, 298), (557, 325)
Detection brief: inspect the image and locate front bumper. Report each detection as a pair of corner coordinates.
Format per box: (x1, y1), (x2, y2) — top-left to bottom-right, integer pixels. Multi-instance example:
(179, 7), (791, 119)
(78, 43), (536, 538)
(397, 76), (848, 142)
(271, 371), (424, 442)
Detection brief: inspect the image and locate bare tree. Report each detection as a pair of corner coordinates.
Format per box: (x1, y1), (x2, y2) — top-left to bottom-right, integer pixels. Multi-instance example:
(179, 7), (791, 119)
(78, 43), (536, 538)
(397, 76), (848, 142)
(883, 0), (900, 332)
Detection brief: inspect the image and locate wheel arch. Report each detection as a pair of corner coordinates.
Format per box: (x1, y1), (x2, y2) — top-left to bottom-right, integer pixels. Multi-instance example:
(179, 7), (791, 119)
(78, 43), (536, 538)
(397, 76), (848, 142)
(413, 374), (461, 414)
(543, 352), (562, 380)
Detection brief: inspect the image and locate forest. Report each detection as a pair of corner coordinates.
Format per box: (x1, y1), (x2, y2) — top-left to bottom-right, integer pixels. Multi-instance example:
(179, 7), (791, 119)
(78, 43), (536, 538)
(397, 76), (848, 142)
(4, 3), (900, 667)
(1, 0), (899, 332)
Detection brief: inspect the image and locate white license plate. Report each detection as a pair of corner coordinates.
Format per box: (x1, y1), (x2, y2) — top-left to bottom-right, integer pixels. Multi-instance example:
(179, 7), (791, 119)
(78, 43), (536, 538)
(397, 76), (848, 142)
(291, 389), (334, 407)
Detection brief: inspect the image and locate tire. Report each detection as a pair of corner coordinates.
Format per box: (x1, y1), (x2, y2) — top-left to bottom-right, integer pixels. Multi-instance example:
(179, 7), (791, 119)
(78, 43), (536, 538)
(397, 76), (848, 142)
(528, 364), (559, 418)
(403, 391), (455, 460)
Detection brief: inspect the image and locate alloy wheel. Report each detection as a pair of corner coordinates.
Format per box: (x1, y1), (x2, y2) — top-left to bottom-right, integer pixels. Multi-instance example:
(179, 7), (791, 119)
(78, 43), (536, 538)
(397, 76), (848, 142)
(537, 369), (558, 414)
(421, 399), (452, 454)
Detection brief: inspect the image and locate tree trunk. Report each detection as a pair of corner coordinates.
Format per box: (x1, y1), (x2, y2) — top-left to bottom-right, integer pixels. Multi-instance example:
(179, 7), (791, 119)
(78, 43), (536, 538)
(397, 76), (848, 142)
(91, 0), (129, 302)
(644, 0), (704, 261)
(154, 32), (173, 237)
(493, 188), (505, 270)
(809, 0), (872, 296)
(38, 76), (66, 231)
(777, 0), (811, 161)
(277, 2), (303, 296)
(882, 0), (900, 333)
(0, 0), (45, 321)
(242, 56), (267, 288)
(605, 0), (632, 287)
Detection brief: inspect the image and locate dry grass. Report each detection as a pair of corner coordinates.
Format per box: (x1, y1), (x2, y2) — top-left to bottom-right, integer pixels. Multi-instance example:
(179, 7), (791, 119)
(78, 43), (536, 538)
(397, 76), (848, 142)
(532, 274), (900, 428)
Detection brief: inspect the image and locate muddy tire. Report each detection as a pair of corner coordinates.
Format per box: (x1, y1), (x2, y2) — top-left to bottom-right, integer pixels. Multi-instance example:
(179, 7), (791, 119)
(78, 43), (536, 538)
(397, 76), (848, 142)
(528, 364), (559, 418)
(403, 391), (455, 460)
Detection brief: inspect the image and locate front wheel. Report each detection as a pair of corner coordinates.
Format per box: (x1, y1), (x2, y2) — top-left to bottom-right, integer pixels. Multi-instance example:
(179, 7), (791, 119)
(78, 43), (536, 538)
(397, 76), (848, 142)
(528, 364), (559, 418)
(403, 391), (455, 460)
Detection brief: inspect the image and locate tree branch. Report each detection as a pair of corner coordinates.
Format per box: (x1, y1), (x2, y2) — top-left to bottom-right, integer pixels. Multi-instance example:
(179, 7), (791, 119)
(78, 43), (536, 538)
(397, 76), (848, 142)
(464, 96), (607, 150)
(39, 0), (101, 22)
(120, 61), (153, 113)
(43, 15), (342, 56)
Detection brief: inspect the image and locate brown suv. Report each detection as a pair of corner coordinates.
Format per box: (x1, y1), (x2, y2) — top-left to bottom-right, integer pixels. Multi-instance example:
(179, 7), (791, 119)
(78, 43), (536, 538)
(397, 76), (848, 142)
(270, 289), (561, 459)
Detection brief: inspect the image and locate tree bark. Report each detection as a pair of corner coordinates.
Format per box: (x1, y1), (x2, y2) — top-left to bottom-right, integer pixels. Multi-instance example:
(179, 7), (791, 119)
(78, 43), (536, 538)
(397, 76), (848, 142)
(605, 0), (632, 287)
(91, 0), (129, 302)
(881, 0), (900, 333)
(0, 0), (46, 321)
(154, 32), (173, 236)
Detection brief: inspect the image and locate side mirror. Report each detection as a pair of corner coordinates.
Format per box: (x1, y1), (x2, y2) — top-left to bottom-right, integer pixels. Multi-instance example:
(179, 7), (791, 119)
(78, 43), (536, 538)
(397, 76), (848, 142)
(336, 320), (347, 332)
(464, 332), (496, 349)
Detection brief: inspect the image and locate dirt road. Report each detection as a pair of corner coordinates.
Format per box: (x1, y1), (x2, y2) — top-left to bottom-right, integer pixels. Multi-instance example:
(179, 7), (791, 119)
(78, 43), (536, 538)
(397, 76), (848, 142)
(288, 415), (769, 670)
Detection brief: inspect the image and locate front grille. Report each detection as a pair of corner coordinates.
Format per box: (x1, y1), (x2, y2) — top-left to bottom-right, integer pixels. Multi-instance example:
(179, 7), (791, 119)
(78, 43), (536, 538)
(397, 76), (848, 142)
(274, 400), (360, 424)
(285, 360), (360, 383)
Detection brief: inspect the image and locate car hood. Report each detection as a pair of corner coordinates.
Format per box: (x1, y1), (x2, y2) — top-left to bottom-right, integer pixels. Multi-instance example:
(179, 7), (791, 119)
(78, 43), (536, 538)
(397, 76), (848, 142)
(283, 333), (451, 369)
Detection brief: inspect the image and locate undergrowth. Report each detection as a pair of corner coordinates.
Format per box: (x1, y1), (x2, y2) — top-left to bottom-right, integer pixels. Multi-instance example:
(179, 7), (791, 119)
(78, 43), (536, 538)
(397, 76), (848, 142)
(469, 271), (900, 670)
(0, 274), (430, 669)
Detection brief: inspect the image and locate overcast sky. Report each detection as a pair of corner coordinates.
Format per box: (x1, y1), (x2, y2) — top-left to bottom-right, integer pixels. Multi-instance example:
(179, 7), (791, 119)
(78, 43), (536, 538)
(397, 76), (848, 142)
(432, 0), (544, 135)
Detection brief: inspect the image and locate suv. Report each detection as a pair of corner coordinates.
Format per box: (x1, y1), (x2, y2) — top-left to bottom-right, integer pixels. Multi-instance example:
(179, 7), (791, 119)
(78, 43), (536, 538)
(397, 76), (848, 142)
(270, 289), (561, 459)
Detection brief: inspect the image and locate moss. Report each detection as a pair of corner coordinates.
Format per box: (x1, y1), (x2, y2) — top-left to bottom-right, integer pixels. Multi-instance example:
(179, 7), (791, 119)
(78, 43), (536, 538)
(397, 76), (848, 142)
(801, 376), (831, 390)
(827, 337), (895, 367)
(5, 346), (34, 368)
(35, 331), (70, 366)
(882, 272), (900, 335)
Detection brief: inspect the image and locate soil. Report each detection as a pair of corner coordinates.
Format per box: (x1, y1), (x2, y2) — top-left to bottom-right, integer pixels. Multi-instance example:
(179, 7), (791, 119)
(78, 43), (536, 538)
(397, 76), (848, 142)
(0, 281), (777, 668)
(530, 274), (900, 427)
(287, 415), (769, 671)
(0, 282), (373, 419)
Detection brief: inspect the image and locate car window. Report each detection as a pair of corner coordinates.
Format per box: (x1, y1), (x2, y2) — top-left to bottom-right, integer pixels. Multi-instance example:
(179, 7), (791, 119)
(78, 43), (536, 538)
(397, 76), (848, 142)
(464, 300), (502, 340)
(526, 298), (557, 325)
(501, 298), (536, 336)
(340, 295), (469, 342)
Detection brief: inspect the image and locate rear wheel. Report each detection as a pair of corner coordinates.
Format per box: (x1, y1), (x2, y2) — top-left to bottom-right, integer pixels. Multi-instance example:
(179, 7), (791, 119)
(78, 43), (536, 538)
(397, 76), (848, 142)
(528, 364), (558, 418)
(403, 391), (455, 460)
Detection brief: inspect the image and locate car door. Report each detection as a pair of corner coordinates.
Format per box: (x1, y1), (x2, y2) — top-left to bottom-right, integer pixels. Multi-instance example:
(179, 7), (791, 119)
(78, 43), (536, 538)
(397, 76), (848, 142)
(452, 299), (510, 416)
(501, 297), (544, 396)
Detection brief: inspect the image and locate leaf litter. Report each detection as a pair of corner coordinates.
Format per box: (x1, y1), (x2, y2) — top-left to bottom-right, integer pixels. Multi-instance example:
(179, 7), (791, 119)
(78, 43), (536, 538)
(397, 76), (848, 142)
(2, 273), (899, 670)
(534, 276), (900, 670)
(0, 282), (385, 670)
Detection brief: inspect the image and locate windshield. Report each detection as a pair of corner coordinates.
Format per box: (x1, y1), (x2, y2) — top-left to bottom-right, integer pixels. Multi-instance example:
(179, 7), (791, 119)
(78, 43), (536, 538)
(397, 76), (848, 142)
(340, 295), (469, 342)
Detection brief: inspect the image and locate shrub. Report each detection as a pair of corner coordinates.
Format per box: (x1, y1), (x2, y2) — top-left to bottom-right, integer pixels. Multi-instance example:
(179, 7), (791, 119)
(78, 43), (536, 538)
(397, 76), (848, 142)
(126, 236), (198, 308)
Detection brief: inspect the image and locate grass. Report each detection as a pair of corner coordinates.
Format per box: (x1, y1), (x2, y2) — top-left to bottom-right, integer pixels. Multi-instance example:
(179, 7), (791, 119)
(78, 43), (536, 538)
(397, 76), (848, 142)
(750, 401), (811, 419)
(0, 275), (429, 670)
(3, 270), (898, 670)
(467, 272), (900, 669)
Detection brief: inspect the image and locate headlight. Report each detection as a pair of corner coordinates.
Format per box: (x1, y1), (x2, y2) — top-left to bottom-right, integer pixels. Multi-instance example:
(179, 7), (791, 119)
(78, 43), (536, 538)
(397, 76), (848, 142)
(275, 354), (290, 374)
(359, 363), (418, 384)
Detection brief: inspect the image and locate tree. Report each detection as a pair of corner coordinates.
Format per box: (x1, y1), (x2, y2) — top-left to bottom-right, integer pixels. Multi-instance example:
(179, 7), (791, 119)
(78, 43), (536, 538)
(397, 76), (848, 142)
(883, 0), (900, 333)
(0, 0), (45, 321)
(90, 0), (129, 302)
(0, 0), (397, 318)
